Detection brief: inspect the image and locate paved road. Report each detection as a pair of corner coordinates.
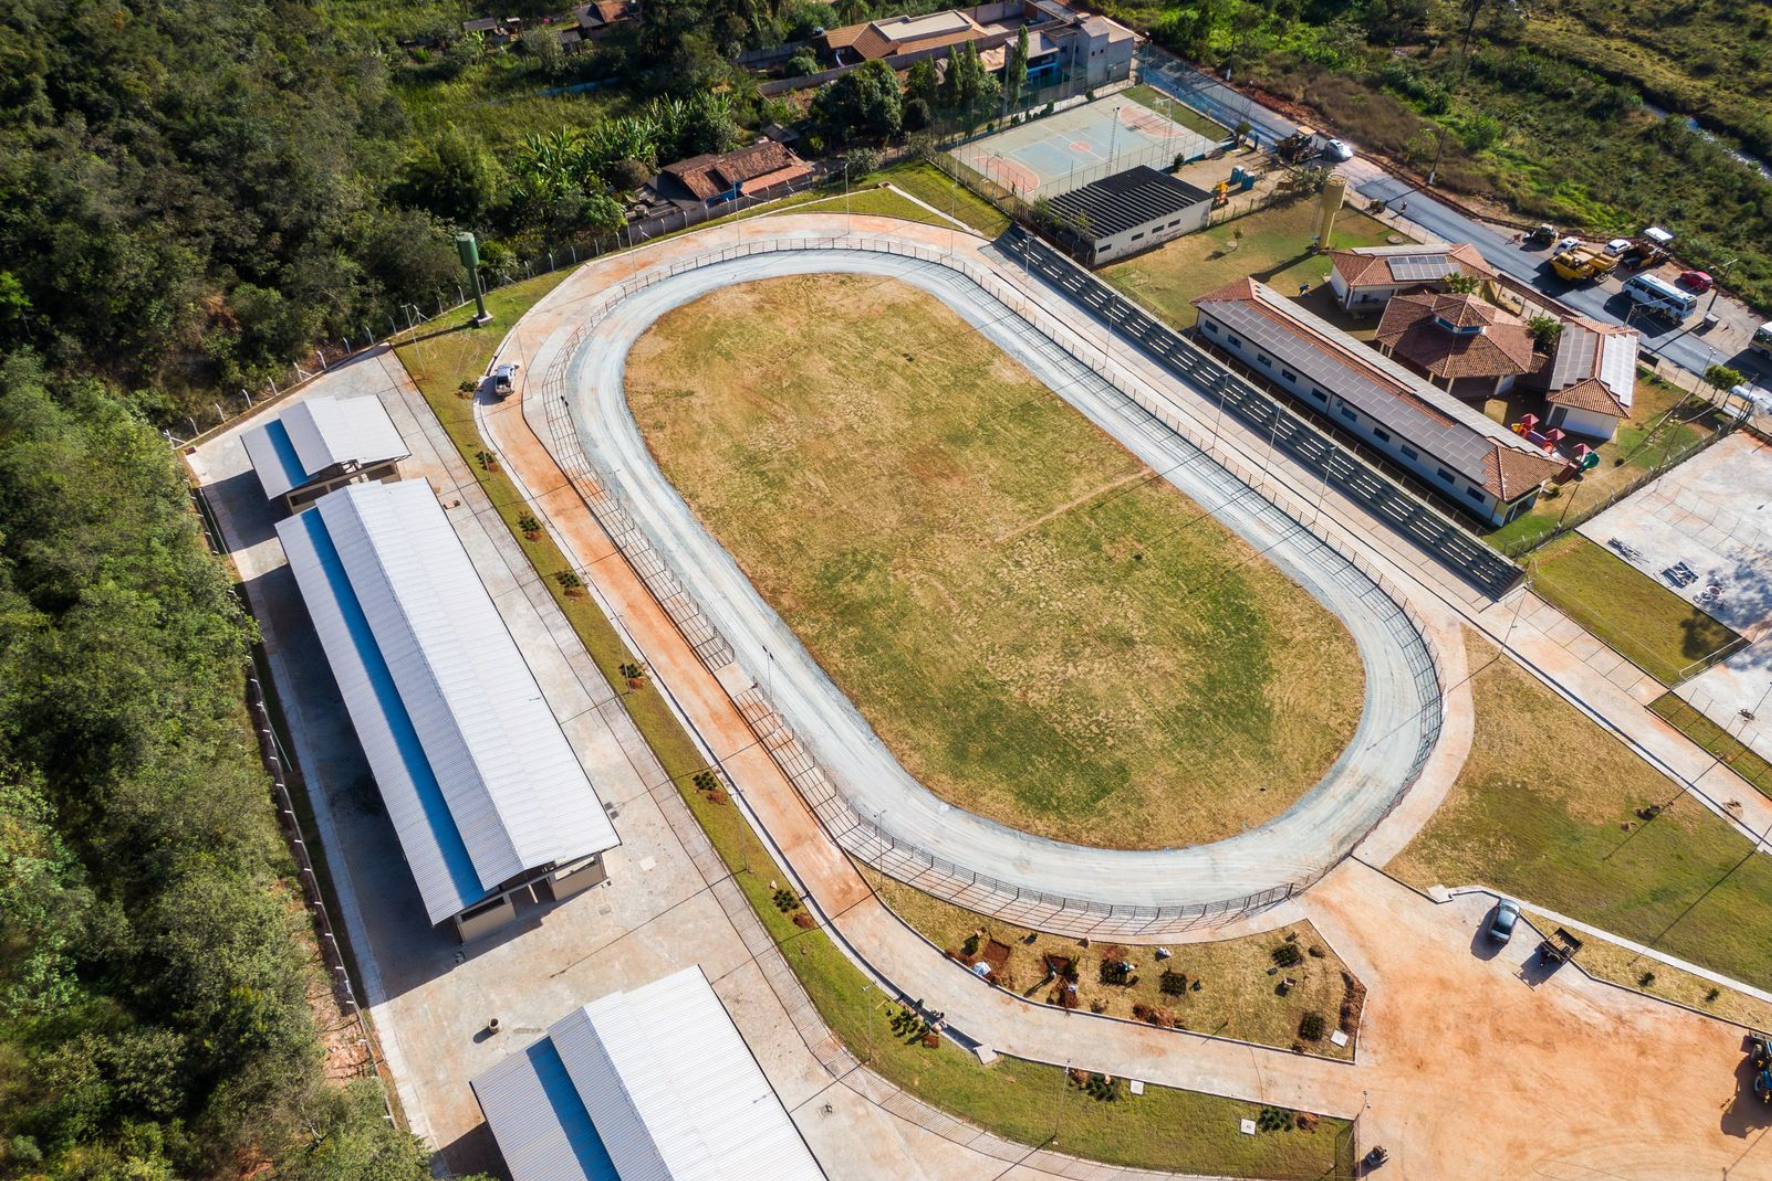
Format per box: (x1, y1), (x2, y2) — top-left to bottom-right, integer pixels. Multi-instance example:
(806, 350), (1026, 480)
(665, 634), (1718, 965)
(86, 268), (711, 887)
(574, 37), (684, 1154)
(1135, 46), (1772, 385)
(562, 242), (1443, 911)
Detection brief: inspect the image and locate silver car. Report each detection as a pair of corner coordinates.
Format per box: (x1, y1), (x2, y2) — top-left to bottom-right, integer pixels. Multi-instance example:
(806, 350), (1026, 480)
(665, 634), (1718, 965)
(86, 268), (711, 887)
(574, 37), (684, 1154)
(1487, 898), (1521, 944)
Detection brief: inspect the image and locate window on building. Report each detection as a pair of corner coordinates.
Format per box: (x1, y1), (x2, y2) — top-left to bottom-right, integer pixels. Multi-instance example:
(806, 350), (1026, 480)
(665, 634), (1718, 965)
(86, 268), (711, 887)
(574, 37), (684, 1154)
(1338, 407), (1356, 423)
(1309, 388), (1327, 402)
(1401, 445), (1417, 459)
(1257, 354), (1272, 367)
(1281, 369), (1296, 382)
(1436, 468), (1454, 484)
(1227, 335), (1242, 348)
(1466, 487), (1485, 503)
(1202, 320), (1218, 334)
(1131, 231), (1145, 240)
(1373, 428), (1390, 442)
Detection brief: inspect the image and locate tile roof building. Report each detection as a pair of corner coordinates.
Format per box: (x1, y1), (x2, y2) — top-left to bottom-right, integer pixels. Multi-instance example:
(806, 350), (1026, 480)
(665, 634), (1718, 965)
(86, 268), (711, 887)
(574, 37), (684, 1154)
(1520, 314), (1640, 439)
(276, 480), (619, 941)
(1374, 291), (1540, 398)
(654, 141), (812, 207)
(472, 967), (827, 1181)
(1326, 243), (1496, 311)
(240, 395), (410, 511)
(1193, 277), (1565, 525)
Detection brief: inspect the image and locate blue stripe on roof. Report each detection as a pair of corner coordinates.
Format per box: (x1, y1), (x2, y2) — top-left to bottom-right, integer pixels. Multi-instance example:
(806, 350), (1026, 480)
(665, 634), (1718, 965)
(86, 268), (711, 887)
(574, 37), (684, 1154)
(526, 1037), (621, 1181)
(263, 419), (311, 491)
(291, 509), (487, 910)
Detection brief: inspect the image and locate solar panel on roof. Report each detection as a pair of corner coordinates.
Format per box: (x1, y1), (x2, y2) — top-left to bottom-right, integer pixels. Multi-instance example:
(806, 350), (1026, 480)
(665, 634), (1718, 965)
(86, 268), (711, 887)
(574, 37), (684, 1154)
(1388, 254), (1454, 283)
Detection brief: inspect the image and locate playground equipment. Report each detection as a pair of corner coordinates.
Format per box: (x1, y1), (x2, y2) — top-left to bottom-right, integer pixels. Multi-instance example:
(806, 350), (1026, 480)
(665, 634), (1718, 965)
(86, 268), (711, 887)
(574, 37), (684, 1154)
(1550, 240), (1621, 283)
(1572, 443), (1600, 471)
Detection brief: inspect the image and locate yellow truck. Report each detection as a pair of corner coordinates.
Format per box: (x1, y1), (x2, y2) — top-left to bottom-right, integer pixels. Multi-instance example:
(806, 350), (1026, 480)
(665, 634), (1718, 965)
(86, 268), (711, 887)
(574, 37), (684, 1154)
(1549, 240), (1620, 282)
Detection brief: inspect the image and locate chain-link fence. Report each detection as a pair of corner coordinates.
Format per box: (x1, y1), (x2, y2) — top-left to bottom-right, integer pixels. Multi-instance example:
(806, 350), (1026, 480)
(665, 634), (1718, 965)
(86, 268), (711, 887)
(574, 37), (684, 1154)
(529, 230), (1445, 938)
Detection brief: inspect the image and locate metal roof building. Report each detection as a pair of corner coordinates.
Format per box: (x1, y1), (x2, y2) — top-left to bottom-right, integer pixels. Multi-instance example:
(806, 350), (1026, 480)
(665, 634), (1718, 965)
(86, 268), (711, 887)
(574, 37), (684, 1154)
(472, 966), (827, 1181)
(1046, 166), (1214, 266)
(241, 395), (410, 511)
(276, 480), (619, 940)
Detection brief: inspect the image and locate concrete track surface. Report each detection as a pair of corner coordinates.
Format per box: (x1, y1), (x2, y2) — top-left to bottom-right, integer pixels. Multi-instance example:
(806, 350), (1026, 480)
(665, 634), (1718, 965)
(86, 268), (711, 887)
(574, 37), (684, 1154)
(561, 243), (1443, 912)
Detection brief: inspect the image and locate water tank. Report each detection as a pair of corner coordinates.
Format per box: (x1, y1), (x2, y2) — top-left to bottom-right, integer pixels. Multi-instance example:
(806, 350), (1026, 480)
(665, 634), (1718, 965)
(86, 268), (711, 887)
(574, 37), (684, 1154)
(1316, 175), (1348, 250)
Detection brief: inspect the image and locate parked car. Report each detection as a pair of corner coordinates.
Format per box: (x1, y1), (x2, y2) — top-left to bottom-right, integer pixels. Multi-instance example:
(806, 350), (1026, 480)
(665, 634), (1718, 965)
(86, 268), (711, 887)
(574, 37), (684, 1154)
(1487, 898), (1521, 944)
(1322, 138), (1355, 162)
(1680, 269), (1714, 293)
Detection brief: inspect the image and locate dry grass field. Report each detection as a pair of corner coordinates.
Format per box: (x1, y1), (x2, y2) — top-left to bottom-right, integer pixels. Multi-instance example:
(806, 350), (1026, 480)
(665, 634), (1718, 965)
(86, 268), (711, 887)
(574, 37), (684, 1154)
(864, 869), (1363, 1057)
(1389, 633), (1772, 985)
(626, 273), (1363, 849)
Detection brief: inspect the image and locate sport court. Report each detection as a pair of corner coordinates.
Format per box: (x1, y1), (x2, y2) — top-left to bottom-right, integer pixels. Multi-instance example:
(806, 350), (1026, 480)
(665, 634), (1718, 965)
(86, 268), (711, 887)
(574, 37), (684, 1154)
(948, 94), (1219, 198)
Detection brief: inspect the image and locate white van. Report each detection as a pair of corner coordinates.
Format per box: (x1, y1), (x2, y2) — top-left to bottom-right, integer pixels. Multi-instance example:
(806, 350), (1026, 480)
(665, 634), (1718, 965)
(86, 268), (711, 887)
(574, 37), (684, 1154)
(1753, 321), (1772, 361)
(1623, 272), (1699, 321)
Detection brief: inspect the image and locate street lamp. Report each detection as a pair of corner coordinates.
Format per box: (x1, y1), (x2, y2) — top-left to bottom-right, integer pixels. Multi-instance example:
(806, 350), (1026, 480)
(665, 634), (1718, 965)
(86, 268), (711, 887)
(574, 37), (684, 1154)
(1706, 258), (1738, 315)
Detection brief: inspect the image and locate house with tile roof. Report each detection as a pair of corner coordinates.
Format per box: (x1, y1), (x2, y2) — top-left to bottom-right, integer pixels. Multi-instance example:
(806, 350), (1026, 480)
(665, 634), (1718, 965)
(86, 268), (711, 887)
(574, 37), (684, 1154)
(1326, 243), (1497, 312)
(1193, 277), (1567, 526)
(1374, 291), (1540, 400)
(1517, 315), (1640, 440)
(651, 141), (812, 209)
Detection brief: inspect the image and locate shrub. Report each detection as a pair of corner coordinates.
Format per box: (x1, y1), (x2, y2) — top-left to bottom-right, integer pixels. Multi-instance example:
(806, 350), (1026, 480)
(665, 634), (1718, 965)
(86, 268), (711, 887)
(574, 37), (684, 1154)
(1638, 970), (1656, 988)
(518, 512), (541, 537)
(1272, 944), (1303, 968)
(1159, 970), (1189, 996)
(792, 910), (815, 929)
(1298, 1012), (1326, 1041)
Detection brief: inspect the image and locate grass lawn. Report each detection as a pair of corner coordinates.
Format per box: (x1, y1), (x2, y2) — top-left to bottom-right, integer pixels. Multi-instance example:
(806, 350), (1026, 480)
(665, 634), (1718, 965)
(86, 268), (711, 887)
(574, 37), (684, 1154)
(1529, 534), (1740, 684)
(1125, 84), (1232, 143)
(1103, 198), (1405, 330)
(880, 161), (1013, 237)
(626, 272), (1363, 850)
(863, 868), (1362, 1058)
(389, 278), (1352, 1178)
(1531, 909), (1772, 1031)
(1480, 370), (1726, 552)
(1649, 693), (1772, 804)
(1388, 635), (1772, 987)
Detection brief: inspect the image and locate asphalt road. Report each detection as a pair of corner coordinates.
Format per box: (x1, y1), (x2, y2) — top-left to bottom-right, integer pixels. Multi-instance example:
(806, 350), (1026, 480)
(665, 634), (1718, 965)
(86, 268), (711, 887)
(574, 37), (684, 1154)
(562, 243), (1443, 911)
(1134, 46), (1772, 385)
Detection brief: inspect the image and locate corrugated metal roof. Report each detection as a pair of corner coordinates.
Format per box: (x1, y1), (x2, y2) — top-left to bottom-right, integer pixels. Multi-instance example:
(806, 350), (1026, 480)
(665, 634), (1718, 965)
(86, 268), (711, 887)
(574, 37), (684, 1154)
(1196, 280), (1543, 487)
(473, 967), (827, 1181)
(276, 481), (618, 925)
(1047, 166), (1211, 240)
(241, 395), (410, 500)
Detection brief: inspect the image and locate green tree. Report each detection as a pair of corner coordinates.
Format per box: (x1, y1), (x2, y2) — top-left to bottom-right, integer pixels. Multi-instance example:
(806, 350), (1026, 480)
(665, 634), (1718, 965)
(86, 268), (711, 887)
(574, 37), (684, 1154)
(400, 127), (505, 226)
(811, 60), (903, 143)
(1004, 25), (1029, 112)
(1707, 363), (1745, 391)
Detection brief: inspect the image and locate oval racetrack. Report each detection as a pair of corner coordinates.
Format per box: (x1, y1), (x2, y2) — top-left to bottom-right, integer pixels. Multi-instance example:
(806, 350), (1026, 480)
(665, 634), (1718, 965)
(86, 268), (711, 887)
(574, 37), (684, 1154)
(561, 242), (1444, 927)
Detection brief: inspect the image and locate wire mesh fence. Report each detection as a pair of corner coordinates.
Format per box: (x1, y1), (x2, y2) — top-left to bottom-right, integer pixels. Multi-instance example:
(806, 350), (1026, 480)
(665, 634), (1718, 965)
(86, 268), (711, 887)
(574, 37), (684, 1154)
(528, 230), (1446, 937)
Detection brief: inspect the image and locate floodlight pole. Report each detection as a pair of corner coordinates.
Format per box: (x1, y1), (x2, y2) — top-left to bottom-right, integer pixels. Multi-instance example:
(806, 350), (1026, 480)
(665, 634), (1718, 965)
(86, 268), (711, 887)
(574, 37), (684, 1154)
(456, 232), (491, 326)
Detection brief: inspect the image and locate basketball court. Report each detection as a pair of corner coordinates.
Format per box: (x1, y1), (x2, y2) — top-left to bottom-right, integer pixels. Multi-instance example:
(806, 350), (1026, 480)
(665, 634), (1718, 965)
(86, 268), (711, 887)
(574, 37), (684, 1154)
(948, 94), (1220, 199)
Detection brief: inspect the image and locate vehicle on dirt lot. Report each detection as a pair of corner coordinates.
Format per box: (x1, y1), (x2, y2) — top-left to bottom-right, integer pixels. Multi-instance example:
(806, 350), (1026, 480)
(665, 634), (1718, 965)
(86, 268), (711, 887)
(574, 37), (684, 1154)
(1487, 898), (1520, 944)
(1538, 926), (1583, 968)
(1680, 270), (1714, 292)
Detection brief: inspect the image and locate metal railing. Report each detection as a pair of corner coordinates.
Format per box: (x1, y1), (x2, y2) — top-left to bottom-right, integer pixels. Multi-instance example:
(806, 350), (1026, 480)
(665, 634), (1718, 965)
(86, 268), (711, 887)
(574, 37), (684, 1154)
(529, 230), (1445, 937)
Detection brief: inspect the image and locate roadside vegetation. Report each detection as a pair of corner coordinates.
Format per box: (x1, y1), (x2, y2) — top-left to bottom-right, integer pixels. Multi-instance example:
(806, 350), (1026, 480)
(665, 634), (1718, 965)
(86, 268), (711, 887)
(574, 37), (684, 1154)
(1527, 534), (1739, 685)
(1649, 695), (1772, 805)
(626, 271), (1364, 849)
(1103, 198), (1403, 330)
(1104, 0), (1772, 311)
(0, 356), (450, 1180)
(863, 869), (1363, 1058)
(1389, 634), (1772, 987)
(390, 267), (1353, 1180)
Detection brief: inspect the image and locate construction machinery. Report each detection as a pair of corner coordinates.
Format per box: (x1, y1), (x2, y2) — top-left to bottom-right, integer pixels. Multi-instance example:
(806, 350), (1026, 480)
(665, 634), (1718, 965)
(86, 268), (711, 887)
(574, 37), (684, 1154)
(1549, 240), (1620, 283)
(1525, 223), (1557, 248)
(1276, 127), (1319, 164)
(1747, 1035), (1772, 1104)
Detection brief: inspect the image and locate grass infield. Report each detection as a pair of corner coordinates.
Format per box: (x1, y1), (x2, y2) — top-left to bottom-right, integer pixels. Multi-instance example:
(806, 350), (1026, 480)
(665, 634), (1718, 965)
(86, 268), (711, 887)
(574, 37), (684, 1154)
(626, 272), (1364, 850)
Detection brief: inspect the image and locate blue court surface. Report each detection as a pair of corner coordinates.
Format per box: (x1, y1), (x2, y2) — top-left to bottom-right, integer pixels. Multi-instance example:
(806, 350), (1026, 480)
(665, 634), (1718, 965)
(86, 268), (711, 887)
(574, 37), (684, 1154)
(949, 94), (1220, 198)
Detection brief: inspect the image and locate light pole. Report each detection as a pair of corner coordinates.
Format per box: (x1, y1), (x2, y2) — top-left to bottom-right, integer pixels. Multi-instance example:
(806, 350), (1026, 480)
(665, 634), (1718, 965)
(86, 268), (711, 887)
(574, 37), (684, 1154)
(1706, 258), (1738, 315)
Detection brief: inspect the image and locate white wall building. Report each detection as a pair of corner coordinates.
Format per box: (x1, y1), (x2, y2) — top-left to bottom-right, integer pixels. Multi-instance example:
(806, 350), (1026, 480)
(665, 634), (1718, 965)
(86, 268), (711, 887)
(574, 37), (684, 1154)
(276, 480), (619, 941)
(1047, 165), (1214, 266)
